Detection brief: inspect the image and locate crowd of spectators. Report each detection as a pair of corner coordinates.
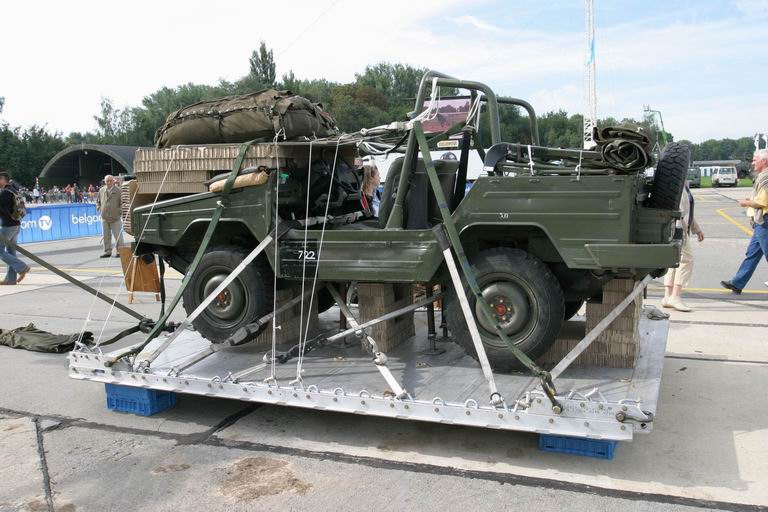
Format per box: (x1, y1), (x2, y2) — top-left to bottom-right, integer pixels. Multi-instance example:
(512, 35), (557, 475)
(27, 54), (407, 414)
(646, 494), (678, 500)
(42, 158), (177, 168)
(17, 183), (99, 204)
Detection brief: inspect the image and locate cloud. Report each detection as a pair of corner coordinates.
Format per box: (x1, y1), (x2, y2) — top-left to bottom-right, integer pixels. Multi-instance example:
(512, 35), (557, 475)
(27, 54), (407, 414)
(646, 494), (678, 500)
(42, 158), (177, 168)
(530, 84), (583, 115)
(734, 0), (768, 16)
(450, 14), (507, 33)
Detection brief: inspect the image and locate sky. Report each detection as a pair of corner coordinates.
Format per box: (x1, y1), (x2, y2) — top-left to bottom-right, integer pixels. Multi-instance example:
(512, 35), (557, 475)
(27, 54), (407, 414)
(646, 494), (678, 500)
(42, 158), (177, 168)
(1, 0), (767, 143)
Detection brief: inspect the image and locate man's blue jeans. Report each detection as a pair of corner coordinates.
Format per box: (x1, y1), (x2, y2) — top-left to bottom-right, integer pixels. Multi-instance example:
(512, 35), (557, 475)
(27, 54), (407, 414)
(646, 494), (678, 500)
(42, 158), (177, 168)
(0, 225), (28, 284)
(731, 222), (768, 290)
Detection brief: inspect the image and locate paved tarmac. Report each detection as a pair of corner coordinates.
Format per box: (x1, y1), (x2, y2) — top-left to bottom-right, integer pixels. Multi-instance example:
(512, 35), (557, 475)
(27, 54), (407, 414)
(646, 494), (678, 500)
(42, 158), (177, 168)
(0, 187), (766, 512)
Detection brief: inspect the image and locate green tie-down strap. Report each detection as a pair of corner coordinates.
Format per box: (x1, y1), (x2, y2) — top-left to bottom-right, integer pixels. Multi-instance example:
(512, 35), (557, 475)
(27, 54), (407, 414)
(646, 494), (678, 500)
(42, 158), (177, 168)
(107, 140), (260, 366)
(412, 122), (558, 396)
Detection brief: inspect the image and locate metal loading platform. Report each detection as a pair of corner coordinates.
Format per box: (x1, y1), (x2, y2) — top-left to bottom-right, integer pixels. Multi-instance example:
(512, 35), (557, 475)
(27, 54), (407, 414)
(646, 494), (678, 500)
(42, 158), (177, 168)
(68, 308), (667, 442)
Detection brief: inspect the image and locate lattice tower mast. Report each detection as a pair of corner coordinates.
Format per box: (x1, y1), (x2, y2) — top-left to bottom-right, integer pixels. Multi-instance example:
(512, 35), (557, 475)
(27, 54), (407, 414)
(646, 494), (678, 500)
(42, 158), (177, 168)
(583, 0), (597, 149)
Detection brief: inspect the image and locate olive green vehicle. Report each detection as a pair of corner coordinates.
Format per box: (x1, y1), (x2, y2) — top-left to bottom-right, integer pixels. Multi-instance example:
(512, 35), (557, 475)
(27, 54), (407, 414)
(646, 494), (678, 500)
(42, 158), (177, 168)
(687, 167), (701, 188)
(132, 73), (684, 371)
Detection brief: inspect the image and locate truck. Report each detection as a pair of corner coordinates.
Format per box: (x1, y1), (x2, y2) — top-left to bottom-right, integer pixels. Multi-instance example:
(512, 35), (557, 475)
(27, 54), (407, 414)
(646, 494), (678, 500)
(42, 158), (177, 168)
(129, 72), (685, 371)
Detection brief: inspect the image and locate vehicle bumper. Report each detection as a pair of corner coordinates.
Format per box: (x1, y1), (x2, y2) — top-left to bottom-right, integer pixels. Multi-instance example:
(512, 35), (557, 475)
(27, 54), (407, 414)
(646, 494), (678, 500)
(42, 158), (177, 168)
(584, 241), (682, 269)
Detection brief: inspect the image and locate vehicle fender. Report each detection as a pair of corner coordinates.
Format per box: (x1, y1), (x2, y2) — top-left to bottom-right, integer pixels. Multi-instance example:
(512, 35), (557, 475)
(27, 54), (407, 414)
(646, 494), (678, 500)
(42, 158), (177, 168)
(176, 218), (262, 248)
(457, 221), (565, 263)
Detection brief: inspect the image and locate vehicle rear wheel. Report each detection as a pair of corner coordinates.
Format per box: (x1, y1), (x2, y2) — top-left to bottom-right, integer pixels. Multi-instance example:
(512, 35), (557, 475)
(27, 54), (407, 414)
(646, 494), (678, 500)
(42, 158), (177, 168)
(647, 143), (689, 210)
(182, 245), (274, 343)
(563, 300), (584, 321)
(445, 248), (564, 371)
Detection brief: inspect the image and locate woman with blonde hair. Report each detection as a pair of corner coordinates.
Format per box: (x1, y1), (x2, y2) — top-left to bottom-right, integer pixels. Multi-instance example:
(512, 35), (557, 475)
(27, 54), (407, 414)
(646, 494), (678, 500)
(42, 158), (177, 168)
(361, 160), (380, 216)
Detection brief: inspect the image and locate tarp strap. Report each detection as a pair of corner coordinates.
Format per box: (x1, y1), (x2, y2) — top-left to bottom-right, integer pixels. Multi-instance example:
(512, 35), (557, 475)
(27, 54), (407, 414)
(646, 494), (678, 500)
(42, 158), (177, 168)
(158, 255), (167, 318)
(12, 244), (146, 322)
(326, 284), (408, 399)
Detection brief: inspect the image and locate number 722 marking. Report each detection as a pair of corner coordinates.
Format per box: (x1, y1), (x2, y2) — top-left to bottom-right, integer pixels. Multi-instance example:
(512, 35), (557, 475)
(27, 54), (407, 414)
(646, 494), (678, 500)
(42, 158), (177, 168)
(297, 250), (316, 260)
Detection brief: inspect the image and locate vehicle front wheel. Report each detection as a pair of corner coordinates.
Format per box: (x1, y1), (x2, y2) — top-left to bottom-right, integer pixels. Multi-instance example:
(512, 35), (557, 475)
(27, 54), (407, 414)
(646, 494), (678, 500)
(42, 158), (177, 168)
(182, 245), (274, 343)
(445, 248), (564, 371)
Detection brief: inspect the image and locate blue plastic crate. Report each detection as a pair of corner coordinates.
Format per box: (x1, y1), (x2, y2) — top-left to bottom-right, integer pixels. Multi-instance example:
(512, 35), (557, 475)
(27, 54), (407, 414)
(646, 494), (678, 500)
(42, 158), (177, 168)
(105, 383), (177, 416)
(539, 434), (618, 460)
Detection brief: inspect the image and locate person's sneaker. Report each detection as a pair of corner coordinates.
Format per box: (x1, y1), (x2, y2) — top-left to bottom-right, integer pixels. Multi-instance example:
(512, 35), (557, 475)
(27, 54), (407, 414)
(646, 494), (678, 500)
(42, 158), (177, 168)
(661, 297), (672, 308)
(100, 253), (111, 258)
(720, 280), (742, 294)
(667, 298), (692, 312)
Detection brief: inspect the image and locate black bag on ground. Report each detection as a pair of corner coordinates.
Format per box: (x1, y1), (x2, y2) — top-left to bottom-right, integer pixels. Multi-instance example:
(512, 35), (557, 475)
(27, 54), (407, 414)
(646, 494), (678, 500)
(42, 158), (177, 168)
(154, 89), (338, 148)
(0, 323), (92, 353)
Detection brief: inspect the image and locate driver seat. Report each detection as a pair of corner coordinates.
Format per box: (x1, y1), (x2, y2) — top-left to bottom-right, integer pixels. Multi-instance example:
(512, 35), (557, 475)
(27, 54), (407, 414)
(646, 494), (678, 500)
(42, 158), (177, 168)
(378, 156), (460, 229)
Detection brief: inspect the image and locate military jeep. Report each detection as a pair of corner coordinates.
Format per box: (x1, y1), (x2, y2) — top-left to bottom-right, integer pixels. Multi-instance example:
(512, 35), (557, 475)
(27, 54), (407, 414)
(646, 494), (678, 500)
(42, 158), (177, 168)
(132, 72), (684, 370)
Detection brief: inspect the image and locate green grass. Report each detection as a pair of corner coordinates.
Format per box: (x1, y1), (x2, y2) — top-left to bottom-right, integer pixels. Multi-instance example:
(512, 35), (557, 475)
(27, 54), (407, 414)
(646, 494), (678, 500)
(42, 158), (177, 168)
(695, 176), (751, 188)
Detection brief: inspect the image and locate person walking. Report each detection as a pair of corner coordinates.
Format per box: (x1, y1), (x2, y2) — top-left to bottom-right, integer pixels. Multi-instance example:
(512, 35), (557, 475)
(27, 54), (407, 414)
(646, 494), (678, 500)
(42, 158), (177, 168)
(96, 175), (124, 258)
(662, 181), (704, 311)
(0, 171), (31, 285)
(721, 149), (768, 294)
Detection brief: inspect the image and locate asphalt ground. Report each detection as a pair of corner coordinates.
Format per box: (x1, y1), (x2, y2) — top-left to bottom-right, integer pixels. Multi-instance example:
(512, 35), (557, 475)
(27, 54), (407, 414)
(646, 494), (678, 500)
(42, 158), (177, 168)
(1, 187), (767, 512)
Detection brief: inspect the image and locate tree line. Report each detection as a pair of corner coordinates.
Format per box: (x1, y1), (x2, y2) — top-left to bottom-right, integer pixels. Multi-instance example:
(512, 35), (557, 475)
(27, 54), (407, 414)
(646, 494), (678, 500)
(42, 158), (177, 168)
(0, 42), (760, 186)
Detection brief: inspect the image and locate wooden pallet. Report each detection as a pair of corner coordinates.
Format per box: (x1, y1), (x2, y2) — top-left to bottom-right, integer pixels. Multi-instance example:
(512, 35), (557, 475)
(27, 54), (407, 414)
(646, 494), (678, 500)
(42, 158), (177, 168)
(133, 144), (358, 194)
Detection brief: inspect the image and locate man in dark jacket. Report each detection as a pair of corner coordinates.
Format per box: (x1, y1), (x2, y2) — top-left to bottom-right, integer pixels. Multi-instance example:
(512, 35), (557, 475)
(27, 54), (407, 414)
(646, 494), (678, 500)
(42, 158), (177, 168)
(0, 171), (30, 285)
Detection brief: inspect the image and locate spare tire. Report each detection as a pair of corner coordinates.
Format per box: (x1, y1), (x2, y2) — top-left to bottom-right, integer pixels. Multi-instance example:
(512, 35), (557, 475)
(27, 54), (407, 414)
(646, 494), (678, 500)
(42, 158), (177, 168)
(445, 248), (564, 371)
(647, 143), (689, 210)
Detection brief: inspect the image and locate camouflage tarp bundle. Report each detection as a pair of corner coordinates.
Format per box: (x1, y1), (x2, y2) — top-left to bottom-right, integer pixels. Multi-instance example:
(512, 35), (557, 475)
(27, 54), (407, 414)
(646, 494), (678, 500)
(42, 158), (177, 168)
(155, 89), (338, 148)
(0, 323), (92, 353)
(593, 126), (653, 172)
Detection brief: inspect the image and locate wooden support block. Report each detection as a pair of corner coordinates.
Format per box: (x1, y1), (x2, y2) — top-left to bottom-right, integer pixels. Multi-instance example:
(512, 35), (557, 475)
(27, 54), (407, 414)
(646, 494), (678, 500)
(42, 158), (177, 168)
(253, 285), (319, 348)
(539, 278), (642, 368)
(358, 283), (415, 352)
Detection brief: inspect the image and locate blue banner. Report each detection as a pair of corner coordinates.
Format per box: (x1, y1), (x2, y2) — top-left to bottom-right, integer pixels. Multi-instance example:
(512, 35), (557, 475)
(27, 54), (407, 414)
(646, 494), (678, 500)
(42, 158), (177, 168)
(19, 203), (103, 243)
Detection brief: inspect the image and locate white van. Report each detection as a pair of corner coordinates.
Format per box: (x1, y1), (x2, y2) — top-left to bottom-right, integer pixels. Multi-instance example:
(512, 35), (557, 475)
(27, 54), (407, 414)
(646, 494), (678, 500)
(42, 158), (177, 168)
(712, 166), (737, 187)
